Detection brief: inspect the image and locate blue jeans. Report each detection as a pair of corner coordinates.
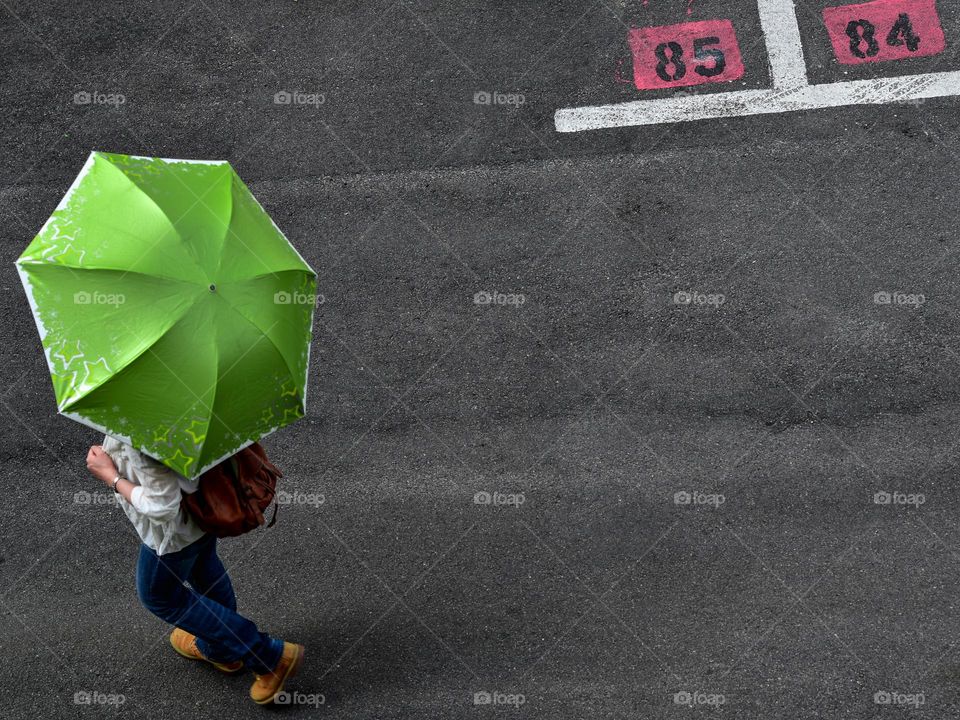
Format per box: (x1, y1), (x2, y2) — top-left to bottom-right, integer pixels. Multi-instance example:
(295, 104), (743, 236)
(136, 533), (283, 675)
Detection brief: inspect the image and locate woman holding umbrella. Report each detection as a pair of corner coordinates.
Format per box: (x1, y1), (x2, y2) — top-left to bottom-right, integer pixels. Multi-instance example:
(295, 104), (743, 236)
(86, 440), (304, 704)
(17, 151), (319, 705)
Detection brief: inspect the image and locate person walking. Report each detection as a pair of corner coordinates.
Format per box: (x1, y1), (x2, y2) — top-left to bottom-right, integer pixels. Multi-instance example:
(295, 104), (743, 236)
(86, 437), (304, 705)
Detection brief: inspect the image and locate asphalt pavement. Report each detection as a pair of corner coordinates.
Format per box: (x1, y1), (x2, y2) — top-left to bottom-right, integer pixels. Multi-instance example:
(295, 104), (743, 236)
(2, 0), (960, 718)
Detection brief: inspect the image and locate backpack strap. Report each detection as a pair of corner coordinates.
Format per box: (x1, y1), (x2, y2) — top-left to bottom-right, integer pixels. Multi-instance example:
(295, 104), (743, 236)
(254, 452), (279, 529)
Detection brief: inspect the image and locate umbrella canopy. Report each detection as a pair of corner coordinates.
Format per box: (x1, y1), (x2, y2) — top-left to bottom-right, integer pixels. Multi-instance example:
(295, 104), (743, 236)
(16, 151), (318, 479)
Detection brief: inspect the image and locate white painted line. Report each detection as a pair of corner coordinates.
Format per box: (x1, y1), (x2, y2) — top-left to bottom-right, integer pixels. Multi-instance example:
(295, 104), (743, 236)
(556, 70), (960, 132)
(756, 0), (808, 88)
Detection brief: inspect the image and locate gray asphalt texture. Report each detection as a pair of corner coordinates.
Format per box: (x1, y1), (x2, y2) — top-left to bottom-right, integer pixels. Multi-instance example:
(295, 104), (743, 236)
(2, 0), (960, 718)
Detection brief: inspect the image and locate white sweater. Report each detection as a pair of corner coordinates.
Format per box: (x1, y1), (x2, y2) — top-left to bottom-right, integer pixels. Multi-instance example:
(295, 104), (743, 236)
(102, 435), (206, 555)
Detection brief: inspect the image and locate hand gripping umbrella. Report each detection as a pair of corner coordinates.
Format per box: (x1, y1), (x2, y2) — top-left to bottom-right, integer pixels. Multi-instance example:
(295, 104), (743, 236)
(15, 151), (318, 479)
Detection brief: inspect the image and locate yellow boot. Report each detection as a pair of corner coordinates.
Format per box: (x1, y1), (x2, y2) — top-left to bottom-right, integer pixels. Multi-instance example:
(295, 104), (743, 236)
(169, 628), (244, 674)
(250, 642), (305, 704)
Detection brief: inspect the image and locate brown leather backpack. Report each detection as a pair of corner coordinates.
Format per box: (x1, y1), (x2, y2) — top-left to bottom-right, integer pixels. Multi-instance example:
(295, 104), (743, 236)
(181, 442), (282, 537)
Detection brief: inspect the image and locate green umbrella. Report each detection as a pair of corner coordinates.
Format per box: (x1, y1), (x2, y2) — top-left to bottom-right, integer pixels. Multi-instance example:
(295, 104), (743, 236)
(15, 151), (318, 479)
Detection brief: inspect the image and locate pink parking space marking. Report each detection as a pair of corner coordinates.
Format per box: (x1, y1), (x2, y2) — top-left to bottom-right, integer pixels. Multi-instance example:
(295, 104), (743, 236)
(823, 0), (946, 65)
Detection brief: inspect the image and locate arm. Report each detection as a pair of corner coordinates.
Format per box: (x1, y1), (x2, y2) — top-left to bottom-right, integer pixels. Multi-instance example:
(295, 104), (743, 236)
(86, 445), (183, 521)
(86, 445), (135, 503)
